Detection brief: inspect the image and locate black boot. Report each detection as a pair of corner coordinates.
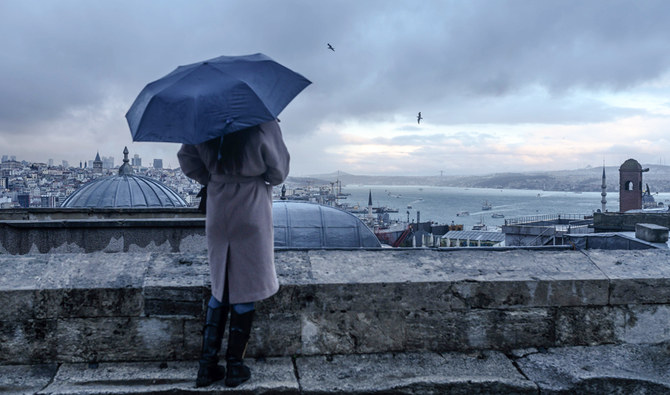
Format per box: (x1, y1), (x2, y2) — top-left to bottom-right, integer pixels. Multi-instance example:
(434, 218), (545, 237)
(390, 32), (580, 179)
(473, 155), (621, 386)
(225, 309), (254, 387)
(196, 304), (229, 387)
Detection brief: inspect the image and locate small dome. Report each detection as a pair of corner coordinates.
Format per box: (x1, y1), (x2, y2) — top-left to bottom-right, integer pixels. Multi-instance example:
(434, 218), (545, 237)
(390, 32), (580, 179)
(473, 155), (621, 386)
(273, 201), (381, 248)
(620, 159), (642, 171)
(61, 174), (187, 208)
(61, 147), (187, 208)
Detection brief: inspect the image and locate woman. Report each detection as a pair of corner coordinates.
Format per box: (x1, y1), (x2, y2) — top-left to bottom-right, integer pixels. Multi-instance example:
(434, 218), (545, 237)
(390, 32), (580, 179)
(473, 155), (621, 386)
(177, 119), (289, 388)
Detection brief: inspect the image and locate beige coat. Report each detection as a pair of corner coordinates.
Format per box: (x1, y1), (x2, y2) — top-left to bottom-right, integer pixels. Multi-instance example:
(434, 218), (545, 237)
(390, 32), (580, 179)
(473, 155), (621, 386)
(177, 120), (290, 304)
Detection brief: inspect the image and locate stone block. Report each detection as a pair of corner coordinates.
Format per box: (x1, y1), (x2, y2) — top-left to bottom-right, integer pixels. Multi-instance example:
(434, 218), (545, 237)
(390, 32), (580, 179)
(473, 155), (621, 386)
(256, 284), (319, 314)
(297, 282), (456, 314)
(449, 278), (608, 309)
(0, 289), (35, 321)
(0, 255), (48, 290)
(297, 351), (537, 394)
(586, 249), (670, 304)
(301, 310), (406, 355)
(39, 359), (298, 394)
(0, 364), (58, 394)
(636, 223), (669, 243)
(182, 318), (204, 361)
(516, 343), (670, 394)
(249, 312), (302, 357)
(0, 319), (58, 364)
(307, 249), (447, 283)
(406, 308), (555, 352)
(620, 304), (670, 344)
(41, 253), (151, 290)
(142, 253), (208, 317)
(555, 306), (624, 346)
(56, 317), (184, 363)
(61, 287), (144, 318)
(405, 310), (468, 351)
(275, 250), (314, 285)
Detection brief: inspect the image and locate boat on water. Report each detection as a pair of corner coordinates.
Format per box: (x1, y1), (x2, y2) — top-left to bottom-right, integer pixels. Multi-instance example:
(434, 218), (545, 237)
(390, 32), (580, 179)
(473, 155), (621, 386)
(491, 213), (505, 218)
(472, 223), (488, 231)
(457, 211), (469, 216)
(373, 206), (399, 213)
(407, 205), (412, 209)
(482, 200), (492, 210)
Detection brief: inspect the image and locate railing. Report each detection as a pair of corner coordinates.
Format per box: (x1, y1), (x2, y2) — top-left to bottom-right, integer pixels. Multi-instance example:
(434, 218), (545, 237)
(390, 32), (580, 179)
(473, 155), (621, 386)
(505, 214), (589, 226)
(525, 226), (555, 246)
(566, 224), (591, 234)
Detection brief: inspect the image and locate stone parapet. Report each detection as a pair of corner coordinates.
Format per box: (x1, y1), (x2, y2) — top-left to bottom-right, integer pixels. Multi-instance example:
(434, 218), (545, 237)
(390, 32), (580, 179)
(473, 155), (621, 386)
(594, 211), (670, 232)
(2, 249), (670, 366)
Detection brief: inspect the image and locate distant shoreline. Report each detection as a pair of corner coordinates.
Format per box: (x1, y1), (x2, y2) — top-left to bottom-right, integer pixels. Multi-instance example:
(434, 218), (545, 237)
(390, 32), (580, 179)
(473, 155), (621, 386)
(288, 165), (670, 193)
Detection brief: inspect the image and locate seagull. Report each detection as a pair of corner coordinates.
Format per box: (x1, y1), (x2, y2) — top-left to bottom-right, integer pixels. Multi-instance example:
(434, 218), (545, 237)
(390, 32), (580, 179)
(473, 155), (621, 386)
(327, 43), (335, 51)
(417, 112), (423, 124)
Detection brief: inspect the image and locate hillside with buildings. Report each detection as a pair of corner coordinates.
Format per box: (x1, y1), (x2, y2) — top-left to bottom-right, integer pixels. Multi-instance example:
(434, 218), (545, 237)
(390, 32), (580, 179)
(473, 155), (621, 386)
(304, 164), (670, 192)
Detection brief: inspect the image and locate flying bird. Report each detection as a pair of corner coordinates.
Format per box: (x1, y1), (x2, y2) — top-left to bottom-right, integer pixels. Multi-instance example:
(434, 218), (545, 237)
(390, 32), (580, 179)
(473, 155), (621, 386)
(417, 112), (423, 124)
(327, 43), (335, 51)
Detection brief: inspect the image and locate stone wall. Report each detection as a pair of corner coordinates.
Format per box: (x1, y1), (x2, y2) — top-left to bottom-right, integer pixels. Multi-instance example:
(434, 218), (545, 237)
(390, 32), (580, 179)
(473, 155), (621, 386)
(0, 219), (206, 254)
(594, 211), (670, 232)
(2, 249), (670, 365)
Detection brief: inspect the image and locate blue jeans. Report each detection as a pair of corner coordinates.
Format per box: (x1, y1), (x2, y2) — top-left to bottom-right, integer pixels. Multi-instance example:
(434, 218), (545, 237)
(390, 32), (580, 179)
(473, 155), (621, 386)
(208, 295), (255, 314)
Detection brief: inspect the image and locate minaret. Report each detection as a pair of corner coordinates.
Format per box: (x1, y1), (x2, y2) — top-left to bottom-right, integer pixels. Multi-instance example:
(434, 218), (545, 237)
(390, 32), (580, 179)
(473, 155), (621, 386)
(367, 189), (373, 218)
(601, 164), (607, 212)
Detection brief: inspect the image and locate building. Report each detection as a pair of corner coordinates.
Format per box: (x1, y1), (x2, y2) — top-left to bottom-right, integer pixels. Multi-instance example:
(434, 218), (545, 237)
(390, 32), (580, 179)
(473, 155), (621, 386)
(441, 230), (505, 247)
(501, 214), (593, 246)
(102, 156), (115, 169)
(17, 193), (30, 208)
(153, 159), (163, 169)
(619, 158), (648, 212)
(93, 152), (103, 174)
(40, 195), (59, 208)
(132, 154), (142, 167)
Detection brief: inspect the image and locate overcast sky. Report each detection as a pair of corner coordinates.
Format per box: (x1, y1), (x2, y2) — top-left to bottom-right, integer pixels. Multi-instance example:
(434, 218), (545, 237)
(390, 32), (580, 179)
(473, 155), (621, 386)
(2, 0), (670, 176)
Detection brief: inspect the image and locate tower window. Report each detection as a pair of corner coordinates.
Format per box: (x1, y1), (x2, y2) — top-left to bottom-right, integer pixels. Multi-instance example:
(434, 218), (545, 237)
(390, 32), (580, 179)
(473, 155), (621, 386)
(625, 181), (634, 191)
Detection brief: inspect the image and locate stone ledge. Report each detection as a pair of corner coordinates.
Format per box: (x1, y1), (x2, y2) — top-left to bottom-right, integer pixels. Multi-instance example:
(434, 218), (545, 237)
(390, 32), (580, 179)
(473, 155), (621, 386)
(2, 249), (670, 365)
(636, 223), (670, 243)
(3, 344), (670, 394)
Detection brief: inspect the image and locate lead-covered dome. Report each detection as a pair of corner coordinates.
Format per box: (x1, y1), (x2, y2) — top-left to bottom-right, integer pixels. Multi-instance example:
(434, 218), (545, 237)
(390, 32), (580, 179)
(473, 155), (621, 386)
(273, 201), (381, 248)
(61, 147), (187, 208)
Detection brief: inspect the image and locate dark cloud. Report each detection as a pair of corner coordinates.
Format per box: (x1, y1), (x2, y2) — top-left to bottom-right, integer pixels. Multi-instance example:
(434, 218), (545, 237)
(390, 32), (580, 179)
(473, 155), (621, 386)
(2, 0), (670, 170)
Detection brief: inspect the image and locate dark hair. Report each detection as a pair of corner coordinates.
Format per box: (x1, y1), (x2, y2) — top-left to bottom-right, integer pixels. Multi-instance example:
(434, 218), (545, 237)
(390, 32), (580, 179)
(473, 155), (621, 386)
(216, 127), (255, 173)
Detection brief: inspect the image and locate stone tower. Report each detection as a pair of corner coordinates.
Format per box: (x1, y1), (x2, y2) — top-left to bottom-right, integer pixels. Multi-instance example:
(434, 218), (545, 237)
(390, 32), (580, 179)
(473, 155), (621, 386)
(619, 158), (648, 212)
(93, 151), (103, 174)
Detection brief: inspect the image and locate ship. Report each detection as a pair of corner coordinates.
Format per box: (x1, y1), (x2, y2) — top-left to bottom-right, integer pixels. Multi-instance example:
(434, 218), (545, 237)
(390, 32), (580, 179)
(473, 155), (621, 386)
(482, 200), (492, 210)
(456, 211), (469, 216)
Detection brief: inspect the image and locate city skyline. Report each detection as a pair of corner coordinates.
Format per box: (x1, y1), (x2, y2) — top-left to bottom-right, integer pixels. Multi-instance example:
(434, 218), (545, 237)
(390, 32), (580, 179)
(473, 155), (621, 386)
(3, 1), (670, 176)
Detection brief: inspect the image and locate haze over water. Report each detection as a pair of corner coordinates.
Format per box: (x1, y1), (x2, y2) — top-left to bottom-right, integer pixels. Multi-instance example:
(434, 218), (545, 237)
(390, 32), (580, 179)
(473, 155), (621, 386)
(341, 185), (670, 230)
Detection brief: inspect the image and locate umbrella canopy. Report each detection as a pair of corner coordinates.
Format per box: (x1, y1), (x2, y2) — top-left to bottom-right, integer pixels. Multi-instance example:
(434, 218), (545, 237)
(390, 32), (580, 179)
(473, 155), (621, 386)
(126, 53), (311, 144)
